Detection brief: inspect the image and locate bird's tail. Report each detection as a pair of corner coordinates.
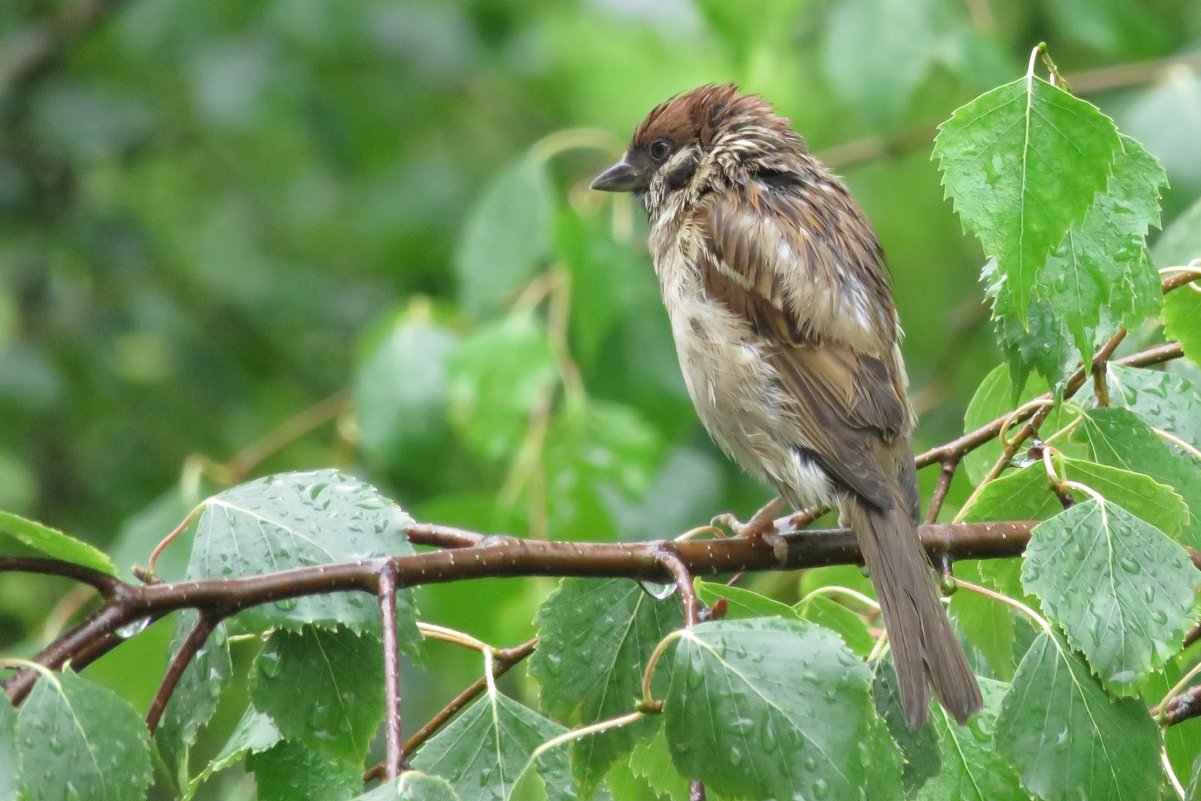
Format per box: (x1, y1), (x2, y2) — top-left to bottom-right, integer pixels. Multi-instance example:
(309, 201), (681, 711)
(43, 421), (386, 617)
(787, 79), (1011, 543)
(842, 493), (982, 727)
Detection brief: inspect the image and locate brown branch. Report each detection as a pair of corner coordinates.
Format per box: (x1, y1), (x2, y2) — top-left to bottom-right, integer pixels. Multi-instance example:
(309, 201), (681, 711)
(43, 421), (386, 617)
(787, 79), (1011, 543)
(146, 613), (217, 731)
(925, 457), (960, 524)
(5, 519), (1035, 705)
(0, 557), (126, 598)
(656, 546), (702, 627)
(378, 565), (409, 779)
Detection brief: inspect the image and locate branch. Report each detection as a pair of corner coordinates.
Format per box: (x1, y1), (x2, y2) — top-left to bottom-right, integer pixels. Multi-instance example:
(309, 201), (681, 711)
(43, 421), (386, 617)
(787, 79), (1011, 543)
(145, 613), (217, 731)
(378, 565), (409, 779)
(2, 519), (1035, 705)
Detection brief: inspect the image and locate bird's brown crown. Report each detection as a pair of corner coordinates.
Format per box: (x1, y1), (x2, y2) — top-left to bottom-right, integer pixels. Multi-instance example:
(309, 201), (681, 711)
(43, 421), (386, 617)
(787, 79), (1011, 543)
(631, 83), (791, 152)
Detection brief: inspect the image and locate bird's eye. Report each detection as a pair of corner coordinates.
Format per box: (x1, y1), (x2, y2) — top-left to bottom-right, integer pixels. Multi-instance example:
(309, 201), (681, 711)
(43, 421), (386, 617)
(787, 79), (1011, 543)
(649, 140), (672, 162)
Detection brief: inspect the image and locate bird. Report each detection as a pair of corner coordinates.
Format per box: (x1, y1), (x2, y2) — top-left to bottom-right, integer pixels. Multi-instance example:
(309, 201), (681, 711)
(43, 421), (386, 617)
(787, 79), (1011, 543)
(590, 83), (982, 727)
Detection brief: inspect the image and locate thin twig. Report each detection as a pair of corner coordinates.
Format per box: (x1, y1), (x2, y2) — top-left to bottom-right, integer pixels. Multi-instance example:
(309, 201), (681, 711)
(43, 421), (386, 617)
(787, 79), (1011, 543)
(378, 565), (408, 778)
(145, 613), (217, 731)
(655, 546), (701, 627)
(925, 457), (959, 524)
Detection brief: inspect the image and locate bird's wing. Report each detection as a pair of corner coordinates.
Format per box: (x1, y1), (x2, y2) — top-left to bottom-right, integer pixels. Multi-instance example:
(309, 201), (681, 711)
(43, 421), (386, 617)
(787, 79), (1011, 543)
(699, 180), (913, 509)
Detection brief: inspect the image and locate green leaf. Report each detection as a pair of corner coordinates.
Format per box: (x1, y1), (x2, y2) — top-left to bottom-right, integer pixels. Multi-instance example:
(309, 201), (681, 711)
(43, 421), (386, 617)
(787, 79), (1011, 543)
(795, 595), (875, 658)
(246, 740), (362, 801)
(529, 578), (681, 793)
(0, 510), (116, 575)
(1023, 499), (1196, 693)
(251, 626), (384, 764)
(1078, 408), (1201, 549)
(960, 461), (1060, 523)
(353, 772), (461, 801)
(949, 586), (1017, 681)
(446, 312), (557, 463)
(188, 706), (283, 795)
(996, 631), (1160, 801)
(455, 156), (554, 319)
(664, 618), (903, 801)
(411, 691), (574, 801)
(1062, 457), (1190, 538)
(962, 455), (1191, 540)
(1165, 287), (1201, 367)
(694, 580), (795, 620)
(186, 469), (421, 636)
(354, 306), (459, 477)
(0, 697), (16, 801)
(16, 670), (152, 801)
(988, 291), (1077, 391)
(1153, 193), (1201, 365)
(1038, 136), (1166, 365)
(935, 74), (1122, 322)
(872, 666), (941, 796)
(155, 612), (232, 782)
(1106, 364), (1201, 452)
(918, 678), (1025, 801)
(627, 724), (687, 801)
(961, 363), (1069, 485)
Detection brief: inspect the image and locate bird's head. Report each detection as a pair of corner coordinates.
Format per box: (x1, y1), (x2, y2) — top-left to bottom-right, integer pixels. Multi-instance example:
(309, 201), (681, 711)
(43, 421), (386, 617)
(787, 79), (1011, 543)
(591, 83), (805, 215)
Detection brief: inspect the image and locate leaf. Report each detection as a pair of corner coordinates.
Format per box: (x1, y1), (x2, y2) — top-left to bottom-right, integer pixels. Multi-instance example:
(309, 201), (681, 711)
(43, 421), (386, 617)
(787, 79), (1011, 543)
(446, 312), (557, 463)
(795, 595), (875, 658)
(529, 578), (681, 793)
(0, 697), (16, 801)
(354, 306), (459, 478)
(1038, 136), (1166, 365)
(251, 626), (384, 764)
(961, 363), (1069, 485)
(694, 580), (795, 620)
(988, 291), (1078, 391)
(1063, 457), (1190, 538)
(935, 74), (1122, 322)
(695, 0), (806, 58)
(16, 670), (152, 801)
(188, 706), (283, 794)
(354, 772), (461, 801)
(0, 510), (116, 575)
(962, 456), (1191, 540)
(627, 724), (687, 801)
(872, 666), (941, 796)
(1078, 408), (1201, 549)
(246, 740), (362, 801)
(155, 612), (232, 783)
(950, 585), (1017, 681)
(455, 155), (554, 319)
(1022, 499), (1196, 693)
(996, 631), (1160, 801)
(918, 678), (1025, 801)
(664, 618), (903, 801)
(1165, 287), (1201, 367)
(186, 469), (421, 636)
(960, 461), (1060, 523)
(411, 691), (574, 801)
(1106, 363), (1201, 452)
(1153, 193), (1201, 365)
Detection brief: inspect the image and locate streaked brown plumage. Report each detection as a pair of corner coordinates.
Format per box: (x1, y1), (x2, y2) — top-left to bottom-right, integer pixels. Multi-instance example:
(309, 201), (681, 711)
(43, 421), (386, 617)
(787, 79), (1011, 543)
(592, 84), (981, 727)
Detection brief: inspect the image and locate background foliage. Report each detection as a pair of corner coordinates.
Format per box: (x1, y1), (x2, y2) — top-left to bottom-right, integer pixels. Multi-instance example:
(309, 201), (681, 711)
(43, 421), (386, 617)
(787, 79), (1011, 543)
(3, 0), (1201, 799)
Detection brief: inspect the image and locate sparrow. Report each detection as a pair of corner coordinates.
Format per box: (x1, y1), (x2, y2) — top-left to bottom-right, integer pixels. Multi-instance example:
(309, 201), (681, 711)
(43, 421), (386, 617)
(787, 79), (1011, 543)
(591, 84), (981, 727)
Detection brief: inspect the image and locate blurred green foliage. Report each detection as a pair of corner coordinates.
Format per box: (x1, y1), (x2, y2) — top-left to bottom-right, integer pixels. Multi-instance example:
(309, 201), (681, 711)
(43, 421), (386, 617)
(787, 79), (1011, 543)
(3, 0), (1201, 797)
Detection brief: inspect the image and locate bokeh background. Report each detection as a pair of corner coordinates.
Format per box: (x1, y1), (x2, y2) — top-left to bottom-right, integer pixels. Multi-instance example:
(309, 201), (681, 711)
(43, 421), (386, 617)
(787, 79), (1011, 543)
(2, 0), (1201, 796)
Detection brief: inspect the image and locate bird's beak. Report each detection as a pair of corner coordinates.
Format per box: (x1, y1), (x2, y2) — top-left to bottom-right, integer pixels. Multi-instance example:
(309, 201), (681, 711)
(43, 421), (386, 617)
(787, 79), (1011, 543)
(590, 155), (642, 192)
